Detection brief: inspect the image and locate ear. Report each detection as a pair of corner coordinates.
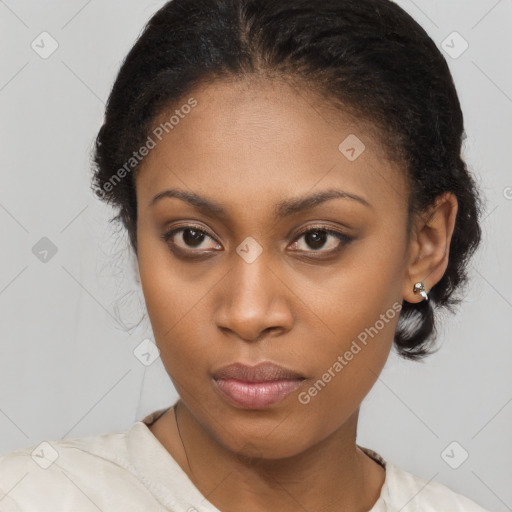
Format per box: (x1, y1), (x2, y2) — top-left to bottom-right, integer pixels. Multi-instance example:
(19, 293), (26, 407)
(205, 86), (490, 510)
(402, 192), (458, 303)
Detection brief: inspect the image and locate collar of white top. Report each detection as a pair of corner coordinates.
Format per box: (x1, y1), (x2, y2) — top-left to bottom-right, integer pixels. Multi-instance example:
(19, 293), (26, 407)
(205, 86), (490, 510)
(126, 406), (393, 511)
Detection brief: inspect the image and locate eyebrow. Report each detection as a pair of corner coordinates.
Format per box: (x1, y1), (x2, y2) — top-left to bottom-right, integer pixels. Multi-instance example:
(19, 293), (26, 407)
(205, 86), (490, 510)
(149, 187), (372, 218)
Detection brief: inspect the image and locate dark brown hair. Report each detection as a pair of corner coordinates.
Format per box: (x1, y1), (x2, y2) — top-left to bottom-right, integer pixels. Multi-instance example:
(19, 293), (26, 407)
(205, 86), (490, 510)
(91, 0), (484, 361)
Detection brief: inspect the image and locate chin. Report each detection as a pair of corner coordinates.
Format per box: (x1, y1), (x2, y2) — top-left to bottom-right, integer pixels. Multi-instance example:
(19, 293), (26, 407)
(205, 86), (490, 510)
(208, 415), (316, 462)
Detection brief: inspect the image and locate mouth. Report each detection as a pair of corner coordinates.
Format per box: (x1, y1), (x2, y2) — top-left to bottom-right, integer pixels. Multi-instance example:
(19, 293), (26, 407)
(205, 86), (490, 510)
(211, 361), (306, 409)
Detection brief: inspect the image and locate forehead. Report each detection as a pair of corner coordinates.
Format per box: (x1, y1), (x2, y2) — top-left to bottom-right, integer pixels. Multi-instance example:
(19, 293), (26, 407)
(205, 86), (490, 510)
(135, 77), (409, 220)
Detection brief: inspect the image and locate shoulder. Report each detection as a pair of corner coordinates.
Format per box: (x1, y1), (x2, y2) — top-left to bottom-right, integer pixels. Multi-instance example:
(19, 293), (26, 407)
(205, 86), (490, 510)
(0, 429), (130, 477)
(384, 460), (494, 511)
(0, 429), (151, 511)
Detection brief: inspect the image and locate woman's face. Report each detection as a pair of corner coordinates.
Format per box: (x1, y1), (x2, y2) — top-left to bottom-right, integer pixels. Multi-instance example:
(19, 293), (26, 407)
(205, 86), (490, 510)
(135, 77), (413, 458)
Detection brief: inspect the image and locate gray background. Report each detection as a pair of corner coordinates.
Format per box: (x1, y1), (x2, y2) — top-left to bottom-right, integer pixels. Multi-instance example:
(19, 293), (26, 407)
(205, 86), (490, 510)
(0, 0), (511, 510)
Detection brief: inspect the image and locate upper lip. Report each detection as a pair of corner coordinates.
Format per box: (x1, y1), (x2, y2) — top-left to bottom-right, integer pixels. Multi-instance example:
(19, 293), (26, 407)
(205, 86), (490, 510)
(212, 362), (305, 382)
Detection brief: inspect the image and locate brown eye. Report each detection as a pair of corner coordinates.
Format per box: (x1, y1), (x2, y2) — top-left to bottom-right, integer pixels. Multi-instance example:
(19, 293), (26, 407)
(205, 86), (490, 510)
(289, 227), (353, 254)
(304, 230), (328, 250)
(181, 228), (206, 248)
(161, 225), (221, 252)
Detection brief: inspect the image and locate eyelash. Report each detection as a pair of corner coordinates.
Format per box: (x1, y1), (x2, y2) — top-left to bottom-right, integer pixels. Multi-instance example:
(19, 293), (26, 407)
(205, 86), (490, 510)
(160, 223), (353, 258)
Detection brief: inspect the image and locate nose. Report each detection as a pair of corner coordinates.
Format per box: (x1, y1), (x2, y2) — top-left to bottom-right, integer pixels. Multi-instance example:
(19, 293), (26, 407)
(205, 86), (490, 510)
(214, 251), (294, 343)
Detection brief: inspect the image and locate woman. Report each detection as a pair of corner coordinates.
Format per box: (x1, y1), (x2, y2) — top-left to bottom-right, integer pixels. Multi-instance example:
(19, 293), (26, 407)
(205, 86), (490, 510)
(0, 0), (493, 510)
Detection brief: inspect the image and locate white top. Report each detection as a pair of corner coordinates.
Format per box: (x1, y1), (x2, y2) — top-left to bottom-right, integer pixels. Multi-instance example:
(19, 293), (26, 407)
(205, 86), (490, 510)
(0, 406), (492, 511)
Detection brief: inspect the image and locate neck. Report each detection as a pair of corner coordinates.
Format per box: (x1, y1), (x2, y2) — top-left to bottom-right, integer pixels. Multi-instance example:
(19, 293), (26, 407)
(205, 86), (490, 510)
(155, 400), (385, 512)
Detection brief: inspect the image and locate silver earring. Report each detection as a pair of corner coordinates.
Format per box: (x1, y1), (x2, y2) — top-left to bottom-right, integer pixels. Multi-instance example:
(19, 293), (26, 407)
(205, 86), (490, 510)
(413, 282), (429, 301)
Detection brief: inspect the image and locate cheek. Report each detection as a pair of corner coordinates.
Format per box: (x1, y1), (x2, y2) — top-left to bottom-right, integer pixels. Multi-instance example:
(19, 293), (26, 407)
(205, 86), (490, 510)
(138, 266), (207, 365)
(294, 232), (405, 410)
(292, 295), (399, 443)
(137, 239), (217, 383)
(308, 228), (406, 336)
(137, 229), (193, 332)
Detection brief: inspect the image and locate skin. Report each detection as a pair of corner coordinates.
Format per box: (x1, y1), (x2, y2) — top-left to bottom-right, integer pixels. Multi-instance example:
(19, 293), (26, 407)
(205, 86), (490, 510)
(134, 76), (458, 512)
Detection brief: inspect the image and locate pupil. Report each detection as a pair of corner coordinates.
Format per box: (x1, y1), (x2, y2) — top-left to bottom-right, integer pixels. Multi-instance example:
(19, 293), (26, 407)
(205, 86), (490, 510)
(306, 230), (327, 250)
(183, 229), (205, 247)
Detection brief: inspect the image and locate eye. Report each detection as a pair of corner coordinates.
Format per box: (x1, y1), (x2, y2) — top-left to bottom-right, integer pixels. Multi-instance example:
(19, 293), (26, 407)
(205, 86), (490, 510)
(161, 224), (221, 253)
(161, 224), (353, 258)
(289, 226), (353, 254)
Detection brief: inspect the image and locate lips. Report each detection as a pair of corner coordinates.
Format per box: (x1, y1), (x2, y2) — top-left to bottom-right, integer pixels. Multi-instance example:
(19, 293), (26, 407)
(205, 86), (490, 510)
(212, 361), (305, 382)
(212, 362), (306, 409)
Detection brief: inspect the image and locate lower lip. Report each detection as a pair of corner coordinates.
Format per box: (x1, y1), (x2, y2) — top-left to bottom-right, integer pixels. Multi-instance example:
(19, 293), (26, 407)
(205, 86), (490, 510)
(213, 378), (304, 409)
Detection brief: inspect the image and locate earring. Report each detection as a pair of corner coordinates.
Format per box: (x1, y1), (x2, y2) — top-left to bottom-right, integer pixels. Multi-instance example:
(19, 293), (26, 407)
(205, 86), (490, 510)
(413, 282), (429, 301)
